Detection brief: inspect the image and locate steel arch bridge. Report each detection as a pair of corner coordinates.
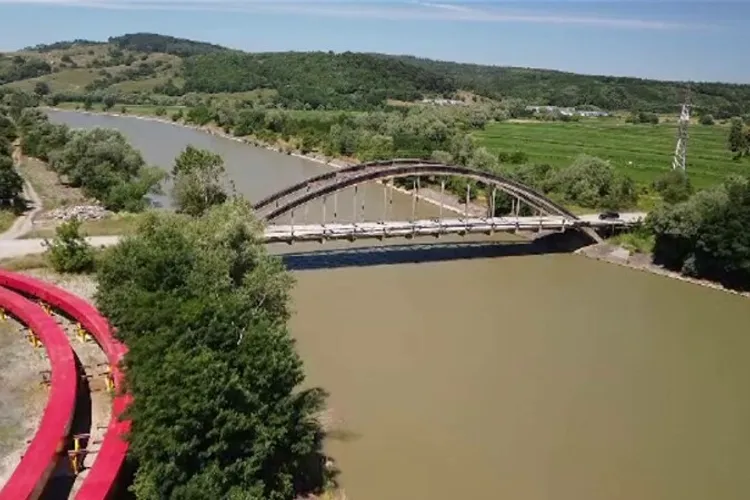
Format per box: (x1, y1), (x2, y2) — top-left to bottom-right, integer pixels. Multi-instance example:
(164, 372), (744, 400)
(254, 159), (574, 219)
(252, 159), (604, 242)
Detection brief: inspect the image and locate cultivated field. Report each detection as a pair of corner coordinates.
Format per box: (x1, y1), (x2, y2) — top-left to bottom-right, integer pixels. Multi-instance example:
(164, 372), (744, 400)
(475, 120), (745, 188)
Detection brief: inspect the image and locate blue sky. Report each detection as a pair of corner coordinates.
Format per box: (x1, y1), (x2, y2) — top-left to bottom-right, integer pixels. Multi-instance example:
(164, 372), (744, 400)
(0, 1), (746, 83)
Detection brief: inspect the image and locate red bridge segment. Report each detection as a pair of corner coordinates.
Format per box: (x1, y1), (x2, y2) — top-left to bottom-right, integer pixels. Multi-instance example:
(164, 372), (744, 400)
(0, 286), (77, 500)
(0, 271), (131, 500)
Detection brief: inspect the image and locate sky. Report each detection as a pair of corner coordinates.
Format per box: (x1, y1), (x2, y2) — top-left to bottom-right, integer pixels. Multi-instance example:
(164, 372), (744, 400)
(0, 1), (747, 83)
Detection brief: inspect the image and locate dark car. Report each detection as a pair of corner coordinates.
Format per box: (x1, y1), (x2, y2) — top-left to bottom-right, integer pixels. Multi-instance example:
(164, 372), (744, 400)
(599, 211), (620, 220)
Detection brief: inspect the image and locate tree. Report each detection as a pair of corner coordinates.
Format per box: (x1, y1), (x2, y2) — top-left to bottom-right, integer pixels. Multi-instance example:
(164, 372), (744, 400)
(699, 114), (715, 126)
(95, 201), (329, 499)
(0, 113), (17, 142)
(33, 81), (50, 97)
(102, 95), (116, 111)
(546, 155), (637, 209)
(727, 117), (747, 156)
(171, 145), (229, 216)
(48, 127), (163, 210)
(0, 154), (23, 209)
(44, 218), (95, 273)
(653, 169), (694, 204)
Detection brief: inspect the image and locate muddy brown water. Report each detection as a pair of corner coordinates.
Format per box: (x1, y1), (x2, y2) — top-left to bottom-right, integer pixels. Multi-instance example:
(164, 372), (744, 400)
(49, 110), (750, 500)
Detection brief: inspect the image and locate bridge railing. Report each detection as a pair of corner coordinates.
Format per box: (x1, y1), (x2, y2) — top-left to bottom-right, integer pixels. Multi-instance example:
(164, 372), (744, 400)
(0, 271), (131, 500)
(0, 285), (78, 500)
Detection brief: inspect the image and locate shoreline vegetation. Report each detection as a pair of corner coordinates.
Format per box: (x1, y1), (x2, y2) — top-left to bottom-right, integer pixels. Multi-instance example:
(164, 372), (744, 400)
(33, 106), (750, 300)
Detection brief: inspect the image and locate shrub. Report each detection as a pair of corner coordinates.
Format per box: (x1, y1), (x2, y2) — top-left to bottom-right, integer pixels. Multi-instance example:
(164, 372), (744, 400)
(44, 218), (95, 273)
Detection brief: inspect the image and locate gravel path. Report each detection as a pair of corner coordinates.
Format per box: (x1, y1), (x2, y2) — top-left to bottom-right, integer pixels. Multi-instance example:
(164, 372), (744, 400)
(0, 147), (44, 241)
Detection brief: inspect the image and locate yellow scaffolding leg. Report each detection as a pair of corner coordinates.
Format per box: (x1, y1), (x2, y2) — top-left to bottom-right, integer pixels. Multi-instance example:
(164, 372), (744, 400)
(104, 366), (114, 393)
(26, 329), (41, 348)
(68, 434), (90, 475)
(76, 322), (90, 343)
(37, 301), (52, 316)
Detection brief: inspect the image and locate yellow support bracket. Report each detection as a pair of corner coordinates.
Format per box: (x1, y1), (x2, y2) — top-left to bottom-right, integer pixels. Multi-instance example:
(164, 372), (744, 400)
(75, 322), (91, 343)
(0, 308), (6, 321)
(26, 329), (41, 348)
(68, 434), (90, 475)
(104, 366), (115, 392)
(37, 301), (52, 316)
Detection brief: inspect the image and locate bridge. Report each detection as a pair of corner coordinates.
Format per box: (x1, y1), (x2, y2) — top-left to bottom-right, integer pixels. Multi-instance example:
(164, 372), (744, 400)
(254, 159), (645, 243)
(263, 213), (644, 243)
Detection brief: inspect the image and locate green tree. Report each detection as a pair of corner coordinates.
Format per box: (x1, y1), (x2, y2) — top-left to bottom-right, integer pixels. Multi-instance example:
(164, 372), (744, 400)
(95, 201), (329, 499)
(727, 117), (747, 155)
(33, 81), (50, 97)
(0, 154), (23, 209)
(0, 113), (17, 142)
(547, 155), (637, 209)
(102, 95), (116, 111)
(48, 127), (163, 210)
(43, 218), (95, 273)
(699, 114), (715, 125)
(171, 145), (229, 216)
(653, 169), (694, 204)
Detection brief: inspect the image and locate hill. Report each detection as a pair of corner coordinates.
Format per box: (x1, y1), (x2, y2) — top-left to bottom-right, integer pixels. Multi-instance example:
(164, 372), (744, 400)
(384, 55), (750, 117)
(2, 32), (750, 115)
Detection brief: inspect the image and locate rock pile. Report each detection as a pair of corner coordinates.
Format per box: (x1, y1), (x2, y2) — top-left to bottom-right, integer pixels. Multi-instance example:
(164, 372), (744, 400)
(44, 205), (112, 221)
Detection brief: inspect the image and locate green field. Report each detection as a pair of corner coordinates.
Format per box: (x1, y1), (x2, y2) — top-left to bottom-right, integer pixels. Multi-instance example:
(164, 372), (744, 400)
(475, 121), (746, 188)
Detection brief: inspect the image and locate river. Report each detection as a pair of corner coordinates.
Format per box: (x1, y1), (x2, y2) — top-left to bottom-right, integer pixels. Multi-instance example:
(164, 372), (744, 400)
(49, 110), (750, 500)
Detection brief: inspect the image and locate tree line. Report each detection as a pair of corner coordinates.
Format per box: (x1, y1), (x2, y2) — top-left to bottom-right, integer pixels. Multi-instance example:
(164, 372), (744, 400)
(8, 32), (750, 114)
(173, 100), (642, 211)
(646, 174), (750, 291)
(0, 106), (24, 211)
(16, 107), (164, 211)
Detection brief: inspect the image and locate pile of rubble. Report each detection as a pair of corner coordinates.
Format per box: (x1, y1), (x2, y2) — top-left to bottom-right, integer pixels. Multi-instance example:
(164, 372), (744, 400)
(44, 204), (113, 221)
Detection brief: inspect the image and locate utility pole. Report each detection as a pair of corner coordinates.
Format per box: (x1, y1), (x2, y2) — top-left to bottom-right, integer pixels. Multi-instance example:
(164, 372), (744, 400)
(672, 87), (691, 172)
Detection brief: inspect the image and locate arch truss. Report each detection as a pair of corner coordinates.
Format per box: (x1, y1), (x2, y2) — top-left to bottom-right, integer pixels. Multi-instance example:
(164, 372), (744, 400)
(253, 159), (579, 222)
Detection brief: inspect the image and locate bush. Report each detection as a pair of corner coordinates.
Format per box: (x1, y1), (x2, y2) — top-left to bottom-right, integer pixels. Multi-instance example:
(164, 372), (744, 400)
(95, 202), (329, 499)
(44, 218), (95, 273)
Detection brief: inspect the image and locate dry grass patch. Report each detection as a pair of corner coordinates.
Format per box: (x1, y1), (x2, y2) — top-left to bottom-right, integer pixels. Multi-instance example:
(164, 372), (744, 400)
(16, 156), (88, 210)
(0, 211), (17, 233)
(23, 213), (144, 239)
(0, 254), (49, 271)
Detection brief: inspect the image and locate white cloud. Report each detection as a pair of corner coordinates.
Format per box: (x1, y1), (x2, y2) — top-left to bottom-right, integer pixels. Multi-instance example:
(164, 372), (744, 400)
(0, 0), (704, 30)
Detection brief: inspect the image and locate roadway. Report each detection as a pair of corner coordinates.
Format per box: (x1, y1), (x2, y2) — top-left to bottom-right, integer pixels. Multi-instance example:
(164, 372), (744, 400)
(0, 213), (646, 260)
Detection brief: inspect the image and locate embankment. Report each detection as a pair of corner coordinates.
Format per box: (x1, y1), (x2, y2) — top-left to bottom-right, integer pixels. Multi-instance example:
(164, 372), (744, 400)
(577, 243), (750, 299)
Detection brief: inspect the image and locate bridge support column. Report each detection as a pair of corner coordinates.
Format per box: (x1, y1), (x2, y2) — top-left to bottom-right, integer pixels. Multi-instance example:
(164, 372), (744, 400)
(322, 195), (327, 240)
(333, 191), (338, 222)
(439, 179), (445, 236)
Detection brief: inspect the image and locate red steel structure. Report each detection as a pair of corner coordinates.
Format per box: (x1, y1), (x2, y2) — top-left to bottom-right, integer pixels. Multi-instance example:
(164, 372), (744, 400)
(0, 286), (77, 500)
(0, 271), (131, 500)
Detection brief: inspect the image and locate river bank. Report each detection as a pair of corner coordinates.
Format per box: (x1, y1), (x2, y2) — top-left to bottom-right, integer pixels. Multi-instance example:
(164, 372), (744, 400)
(577, 243), (750, 299)
(45, 107), (488, 217)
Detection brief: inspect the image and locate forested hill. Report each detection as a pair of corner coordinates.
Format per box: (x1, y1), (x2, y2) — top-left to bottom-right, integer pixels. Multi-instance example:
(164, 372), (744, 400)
(384, 54), (750, 116)
(3, 32), (750, 115)
(181, 51), (456, 109)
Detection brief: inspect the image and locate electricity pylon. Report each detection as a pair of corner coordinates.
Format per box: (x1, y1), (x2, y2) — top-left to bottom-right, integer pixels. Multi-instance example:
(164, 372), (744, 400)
(672, 88), (691, 172)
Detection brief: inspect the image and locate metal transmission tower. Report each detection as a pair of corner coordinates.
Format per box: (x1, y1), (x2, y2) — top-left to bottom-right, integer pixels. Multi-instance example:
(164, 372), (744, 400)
(672, 89), (691, 172)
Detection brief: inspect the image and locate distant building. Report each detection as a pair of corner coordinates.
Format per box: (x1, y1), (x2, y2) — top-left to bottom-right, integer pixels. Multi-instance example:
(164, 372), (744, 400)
(525, 105), (609, 117)
(421, 98), (466, 106)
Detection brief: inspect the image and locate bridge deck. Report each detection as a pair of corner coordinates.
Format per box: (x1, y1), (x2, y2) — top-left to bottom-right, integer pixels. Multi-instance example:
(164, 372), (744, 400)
(264, 214), (643, 243)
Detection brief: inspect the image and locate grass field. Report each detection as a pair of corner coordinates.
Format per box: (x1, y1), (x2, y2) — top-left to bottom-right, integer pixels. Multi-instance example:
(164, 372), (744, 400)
(475, 121), (746, 188)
